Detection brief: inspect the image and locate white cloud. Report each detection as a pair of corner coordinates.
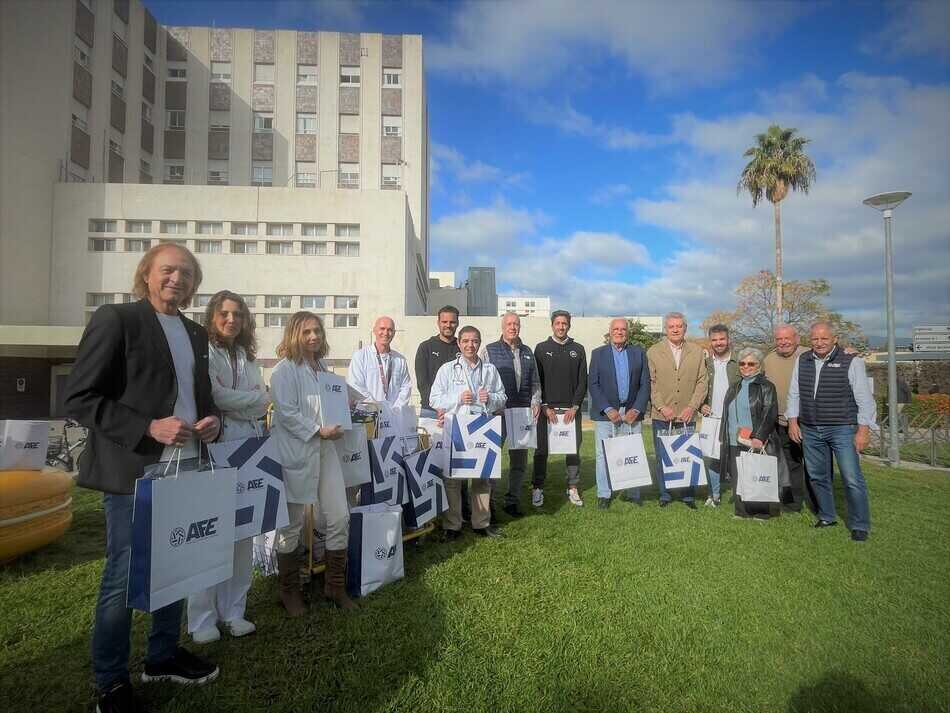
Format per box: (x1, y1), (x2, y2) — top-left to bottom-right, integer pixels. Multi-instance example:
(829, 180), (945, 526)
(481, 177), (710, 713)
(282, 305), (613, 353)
(430, 200), (548, 268)
(430, 142), (529, 188)
(590, 183), (632, 205)
(861, 0), (950, 62)
(521, 99), (670, 151)
(428, 0), (803, 90)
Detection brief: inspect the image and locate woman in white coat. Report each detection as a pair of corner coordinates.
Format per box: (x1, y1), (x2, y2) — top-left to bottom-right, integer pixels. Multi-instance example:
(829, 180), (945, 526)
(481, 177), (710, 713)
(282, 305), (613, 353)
(270, 311), (356, 615)
(188, 290), (270, 643)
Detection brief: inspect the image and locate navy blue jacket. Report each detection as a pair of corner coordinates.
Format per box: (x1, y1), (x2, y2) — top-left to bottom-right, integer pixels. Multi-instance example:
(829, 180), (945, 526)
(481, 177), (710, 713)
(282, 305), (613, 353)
(588, 343), (650, 422)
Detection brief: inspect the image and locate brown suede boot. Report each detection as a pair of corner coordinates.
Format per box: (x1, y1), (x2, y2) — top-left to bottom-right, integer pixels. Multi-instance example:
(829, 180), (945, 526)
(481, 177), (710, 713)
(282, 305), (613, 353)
(276, 552), (307, 617)
(324, 549), (357, 610)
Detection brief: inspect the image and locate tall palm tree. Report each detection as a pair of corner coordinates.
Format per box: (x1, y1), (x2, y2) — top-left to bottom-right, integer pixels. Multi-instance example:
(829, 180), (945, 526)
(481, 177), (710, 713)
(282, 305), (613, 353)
(737, 125), (817, 322)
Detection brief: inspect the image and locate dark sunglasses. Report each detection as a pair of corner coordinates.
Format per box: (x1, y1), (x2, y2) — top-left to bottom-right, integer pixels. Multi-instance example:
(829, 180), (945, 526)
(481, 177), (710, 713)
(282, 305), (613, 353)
(739, 361), (759, 366)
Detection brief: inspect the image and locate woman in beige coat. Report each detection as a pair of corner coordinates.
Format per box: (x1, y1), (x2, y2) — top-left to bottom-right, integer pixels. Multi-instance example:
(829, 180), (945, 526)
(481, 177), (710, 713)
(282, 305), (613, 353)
(270, 312), (356, 614)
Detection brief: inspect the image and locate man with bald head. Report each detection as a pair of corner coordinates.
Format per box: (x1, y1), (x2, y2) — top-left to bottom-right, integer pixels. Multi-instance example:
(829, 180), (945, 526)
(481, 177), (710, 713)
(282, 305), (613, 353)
(347, 315), (413, 408)
(763, 324), (814, 513)
(787, 321), (876, 541)
(588, 318), (651, 509)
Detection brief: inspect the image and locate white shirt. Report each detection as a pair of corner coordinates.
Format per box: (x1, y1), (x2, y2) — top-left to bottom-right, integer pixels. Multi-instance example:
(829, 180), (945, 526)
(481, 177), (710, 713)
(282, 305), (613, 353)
(668, 339), (684, 369)
(710, 354), (731, 418)
(429, 356), (507, 417)
(347, 344), (412, 408)
(156, 312), (198, 460)
(786, 350), (877, 427)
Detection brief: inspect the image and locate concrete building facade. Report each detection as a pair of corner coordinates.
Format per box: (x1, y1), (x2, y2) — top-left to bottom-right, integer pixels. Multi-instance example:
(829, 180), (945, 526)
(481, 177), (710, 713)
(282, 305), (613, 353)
(498, 295), (551, 318)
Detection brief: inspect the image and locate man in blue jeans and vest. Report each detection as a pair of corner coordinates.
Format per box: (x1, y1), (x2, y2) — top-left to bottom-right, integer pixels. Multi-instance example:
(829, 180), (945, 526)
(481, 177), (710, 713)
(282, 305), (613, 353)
(588, 318), (651, 509)
(481, 312), (542, 518)
(787, 321), (876, 541)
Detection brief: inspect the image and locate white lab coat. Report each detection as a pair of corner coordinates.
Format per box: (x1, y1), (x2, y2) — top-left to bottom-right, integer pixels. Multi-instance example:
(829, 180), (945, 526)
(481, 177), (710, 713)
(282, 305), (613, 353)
(346, 344), (413, 407)
(269, 358), (346, 504)
(430, 356), (507, 417)
(208, 343), (270, 441)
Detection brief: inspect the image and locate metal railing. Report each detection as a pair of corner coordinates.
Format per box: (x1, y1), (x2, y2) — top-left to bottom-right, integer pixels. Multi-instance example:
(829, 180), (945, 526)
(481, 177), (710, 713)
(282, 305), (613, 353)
(866, 412), (950, 468)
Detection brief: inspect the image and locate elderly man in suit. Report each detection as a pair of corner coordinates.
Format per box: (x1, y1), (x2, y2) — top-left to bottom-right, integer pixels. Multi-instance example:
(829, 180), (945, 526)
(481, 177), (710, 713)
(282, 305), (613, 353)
(589, 318), (651, 509)
(646, 312), (708, 509)
(65, 244), (221, 713)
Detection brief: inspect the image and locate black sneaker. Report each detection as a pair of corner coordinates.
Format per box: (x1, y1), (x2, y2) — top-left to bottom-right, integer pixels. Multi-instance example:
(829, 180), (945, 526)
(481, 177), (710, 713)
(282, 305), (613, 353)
(97, 679), (144, 713)
(141, 647), (219, 685)
(441, 528), (462, 542)
(472, 526), (505, 539)
(851, 529), (869, 542)
(502, 503), (524, 518)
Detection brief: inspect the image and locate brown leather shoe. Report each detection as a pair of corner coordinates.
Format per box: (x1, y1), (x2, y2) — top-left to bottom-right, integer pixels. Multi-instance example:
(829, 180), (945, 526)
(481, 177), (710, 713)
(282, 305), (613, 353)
(324, 549), (358, 610)
(276, 552), (307, 618)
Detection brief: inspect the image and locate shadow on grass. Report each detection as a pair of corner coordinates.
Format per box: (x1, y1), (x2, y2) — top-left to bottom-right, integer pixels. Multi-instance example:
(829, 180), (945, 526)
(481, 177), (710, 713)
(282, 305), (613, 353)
(788, 669), (903, 713)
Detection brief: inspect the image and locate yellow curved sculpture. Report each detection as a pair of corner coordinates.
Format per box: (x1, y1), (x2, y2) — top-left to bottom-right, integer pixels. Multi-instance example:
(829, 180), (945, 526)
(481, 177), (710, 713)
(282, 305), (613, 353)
(0, 469), (73, 563)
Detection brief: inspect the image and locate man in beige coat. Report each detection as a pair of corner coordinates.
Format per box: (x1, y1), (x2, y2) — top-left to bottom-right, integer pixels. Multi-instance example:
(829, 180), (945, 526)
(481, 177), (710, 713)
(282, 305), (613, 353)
(646, 312), (708, 508)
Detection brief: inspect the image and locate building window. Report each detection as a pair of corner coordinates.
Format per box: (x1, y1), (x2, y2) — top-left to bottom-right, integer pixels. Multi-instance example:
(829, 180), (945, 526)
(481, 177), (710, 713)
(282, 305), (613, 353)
(109, 139), (123, 156)
(72, 113), (89, 132)
(334, 242), (359, 257)
(211, 61), (232, 82)
(264, 313), (289, 327)
(231, 240), (258, 254)
(86, 293), (115, 307)
(231, 222), (258, 236)
(301, 241), (327, 256)
(297, 64), (318, 84)
(252, 164), (272, 187)
(254, 63), (274, 84)
(340, 66), (360, 85)
(382, 116), (402, 137)
(208, 169), (229, 185)
(338, 163), (359, 188)
(301, 295), (326, 309)
(197, 222), (223, 235)
(296, 162), (316, 187)
(74, 42), (91, 68)
(194, 294), (212, 307)
(141, 102), (152, 122)
(164, 164), (184, 183)
(382, 163), (401, 189)
(111, 78), (125, 99)
(140, 159), (151, 175)
(166, 110), (185, 130)
(195, 240), (222, 254)
(89, 220), (117, 233)
(242, 295), (257, 308)
(126, 238), (151, 252)
(160, 221), (187, 234)
(296, 113), (316, 134)
(209, 111), (230, 129)
(335, 223), (360, 238)
(190, 312), (207, 326)
(160, 239), (186, 246)
(265, 295), (292, 309)
(333, 314), (358, 328)
(266, 241), (293, 255)
(334, 295), (358, 309)
(266, 223), (293, 236)
(302, 223), (327, 237)
(253, 112), (273, 133)
(383, 69), (401, 87)
(126, 220), (151, 233)
(89, 238), (117, 252)
(167, 66), (186, 80)
(144, 53), (154, 71)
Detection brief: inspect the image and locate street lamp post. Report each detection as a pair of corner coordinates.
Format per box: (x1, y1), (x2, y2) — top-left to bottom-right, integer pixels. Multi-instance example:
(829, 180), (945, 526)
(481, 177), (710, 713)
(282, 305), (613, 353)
(863, 191), (911, 467)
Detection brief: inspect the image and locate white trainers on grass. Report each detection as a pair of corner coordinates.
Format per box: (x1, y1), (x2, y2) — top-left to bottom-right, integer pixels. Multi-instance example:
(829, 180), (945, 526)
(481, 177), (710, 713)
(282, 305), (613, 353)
(192, 626), (220, 644)
(532, 488), (544, 507)
(225, 618), (256, 638)
(567, 488), (584, 507)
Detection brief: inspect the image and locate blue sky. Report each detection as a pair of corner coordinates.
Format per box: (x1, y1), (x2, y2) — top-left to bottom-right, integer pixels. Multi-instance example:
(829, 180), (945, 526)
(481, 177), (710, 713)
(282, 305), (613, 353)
(147, 0), (950, 335)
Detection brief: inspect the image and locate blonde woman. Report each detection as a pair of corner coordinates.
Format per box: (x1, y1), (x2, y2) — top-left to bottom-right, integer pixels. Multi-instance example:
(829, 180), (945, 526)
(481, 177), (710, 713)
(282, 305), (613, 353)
(270, 312), (356, 615)
(188, 290), (270, 643)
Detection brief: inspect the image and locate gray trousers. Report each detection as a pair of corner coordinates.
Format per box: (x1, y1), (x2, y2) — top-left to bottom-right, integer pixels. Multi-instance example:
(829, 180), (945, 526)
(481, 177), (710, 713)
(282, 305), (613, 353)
(492, 448), (529, 507)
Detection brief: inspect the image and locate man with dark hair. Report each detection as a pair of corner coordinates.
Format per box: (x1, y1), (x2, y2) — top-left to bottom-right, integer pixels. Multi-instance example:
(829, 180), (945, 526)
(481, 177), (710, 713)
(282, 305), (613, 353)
(415, 305), (461, 411)
(532, 310), (588, 508)
(699, 324), (739, 507)
(65, 244), (221, 713)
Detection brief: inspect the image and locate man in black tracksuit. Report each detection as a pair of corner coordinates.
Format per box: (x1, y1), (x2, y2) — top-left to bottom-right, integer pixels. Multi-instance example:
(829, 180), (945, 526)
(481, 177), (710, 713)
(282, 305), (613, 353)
(414, 305), (461, 411)
(533, 310), (588, 508)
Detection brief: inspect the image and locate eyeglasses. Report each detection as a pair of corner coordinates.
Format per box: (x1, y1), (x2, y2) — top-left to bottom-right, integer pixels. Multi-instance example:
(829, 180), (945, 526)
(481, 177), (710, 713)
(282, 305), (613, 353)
(738, 361), (759, 367)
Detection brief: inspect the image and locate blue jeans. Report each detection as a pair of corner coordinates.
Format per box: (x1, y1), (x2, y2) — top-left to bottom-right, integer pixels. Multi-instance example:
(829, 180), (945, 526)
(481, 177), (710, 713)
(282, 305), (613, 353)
(706, 465), (721, 499)
(652, 420), (696, 503)
(594, 420), (642, 500)
(93, 493), (183, 690)
(801, 424), (871, 532)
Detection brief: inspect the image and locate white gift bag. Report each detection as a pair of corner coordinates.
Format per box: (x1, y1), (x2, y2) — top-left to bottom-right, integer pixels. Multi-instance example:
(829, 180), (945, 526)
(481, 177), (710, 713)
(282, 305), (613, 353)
(346, 503), (405, 598)
(317, 372), (353, 430)
(601, 423), (652, 491)
(418, 417), (450, 477)
(339, 424), (371, 488)
(546, 415), (577, 455)
(128, 454), (236, 612)
(0, 420), (49, 471)
(401, 447), (449, 529)
(208, 436), (289, 542)
(448, 410), (503, 480)
(657, 430), (708, 489)
(698, 416), (722, 459)
(738, 451), (780, 503)
(360, 436), (408, 505)
(504, 407), (537, 450)
(252, 531), (278, 576)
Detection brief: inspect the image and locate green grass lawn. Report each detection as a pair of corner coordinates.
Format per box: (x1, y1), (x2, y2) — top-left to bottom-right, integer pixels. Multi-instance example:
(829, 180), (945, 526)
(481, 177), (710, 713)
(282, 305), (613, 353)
(2, 427), (949, 713)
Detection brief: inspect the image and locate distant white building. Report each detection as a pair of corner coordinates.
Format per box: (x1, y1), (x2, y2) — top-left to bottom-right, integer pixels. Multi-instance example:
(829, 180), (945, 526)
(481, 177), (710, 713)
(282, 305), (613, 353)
(498, 295), (551, 318)
(428, 271), (456, 288)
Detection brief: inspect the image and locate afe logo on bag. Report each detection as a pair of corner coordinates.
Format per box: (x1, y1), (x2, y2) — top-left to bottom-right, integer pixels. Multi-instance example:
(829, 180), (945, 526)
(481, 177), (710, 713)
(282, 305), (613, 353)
(434, 442), (443, 450)
(170, 518), (219, 547)
(557, 430), (571, 438)
(756, 475), (772, 482)
(346, 452), (363, 463)
(236, 482), (246, 494)
(13, 441), (41, 450)
(379, 419), (392, 428)
(618, 456), (640, 466)
(324, 384), (343, 393)
(247, 478), (264, 490)
(169, 527), (187, 547)
(374, 545), (397, 560)
(466, 441), (487, 449)
(521, 425), (533, 433)
(388, 466), (399, 477)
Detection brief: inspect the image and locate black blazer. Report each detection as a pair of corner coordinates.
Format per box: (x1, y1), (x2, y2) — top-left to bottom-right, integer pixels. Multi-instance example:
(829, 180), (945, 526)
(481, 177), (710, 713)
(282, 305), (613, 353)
(64, 298), (216, 494)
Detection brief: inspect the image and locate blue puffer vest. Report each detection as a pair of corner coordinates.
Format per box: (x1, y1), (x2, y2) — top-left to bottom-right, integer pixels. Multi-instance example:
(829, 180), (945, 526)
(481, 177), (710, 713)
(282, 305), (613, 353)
(485, 339), (535, 408)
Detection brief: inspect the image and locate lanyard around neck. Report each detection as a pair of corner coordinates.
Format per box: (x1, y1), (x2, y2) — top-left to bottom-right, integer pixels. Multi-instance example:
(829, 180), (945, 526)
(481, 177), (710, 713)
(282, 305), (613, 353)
(374, 345), (393, 398)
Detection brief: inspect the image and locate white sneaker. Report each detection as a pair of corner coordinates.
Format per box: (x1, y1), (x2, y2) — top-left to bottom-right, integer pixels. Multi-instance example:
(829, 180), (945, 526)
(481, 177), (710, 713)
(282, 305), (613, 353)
(704, 497), (716, 508)
(567, 488), (584, 507)
(225, 618), (257, 638)
(532, 488), (544, 507)
(192, 626), (221, 644)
